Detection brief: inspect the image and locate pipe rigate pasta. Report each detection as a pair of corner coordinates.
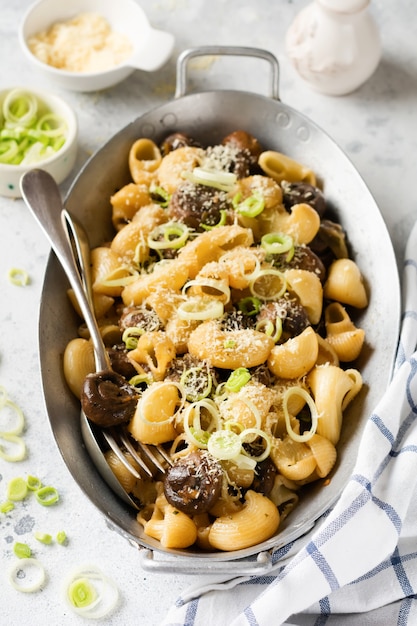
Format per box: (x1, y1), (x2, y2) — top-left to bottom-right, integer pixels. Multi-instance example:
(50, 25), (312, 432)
(63, 129), (369, 554)
(63, 338), (95, 398)
(128, 138), (162, 184)
(305, 434), (337, 479)
(91, 247), (132, 298)
(104, 449), (141, 494)
(307, 364), (357, 445)
(138, 493), (198, 548)
(269, 202), (321, 244)
(128, 382), (180, 445)
(271, 437), (317, 482)
(110, 183), (153, 230)
(325, 301), (365, 361)
(208, 490), (280, 551)
(156, 145), (204, 193)
(267, 326), (319, 379)
(177, 224), (254, 279)
(110, 204), (167, 263)
(323, 258), (368, 308)
(121, 258), (189, 306)
(258, 150), (317, 185)
(285, 268), (323, 324)
(188, 320), (275, 369)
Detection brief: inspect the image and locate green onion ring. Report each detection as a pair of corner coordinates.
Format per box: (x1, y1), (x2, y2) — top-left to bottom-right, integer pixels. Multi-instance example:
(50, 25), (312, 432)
(238, 296), (262, 316)
(148, 222), (189, 250)
(225, 368), (251, 392)
(200, 209), (228, 231)
(177, 297), (224, 321)
(261, 232), (295, 259)
(240, 427), (271, 463)
(35, 486), (59, 506)
(249, 268), (287, 301)
(64, 565), (119, 619)
(7, 267), (30, 286)
(283, 386), (319, 443)
(235, 192), (265, 218)
(207, 429), (242, 460)
(0, 434), (26, 462)
(182, 167), (237, 192)
(0, 397), (25, 436)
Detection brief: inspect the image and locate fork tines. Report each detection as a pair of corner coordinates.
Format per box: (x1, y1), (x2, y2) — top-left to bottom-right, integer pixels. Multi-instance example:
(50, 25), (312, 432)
(102, 427), (171, 480)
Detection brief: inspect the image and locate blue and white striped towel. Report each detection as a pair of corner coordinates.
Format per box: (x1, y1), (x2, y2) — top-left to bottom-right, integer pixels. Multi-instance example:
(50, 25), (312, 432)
(162, 219), (417, 626)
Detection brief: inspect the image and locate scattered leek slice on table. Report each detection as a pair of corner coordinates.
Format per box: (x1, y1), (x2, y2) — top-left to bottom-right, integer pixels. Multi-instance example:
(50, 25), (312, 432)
(64, 565), (120, 619)
(0, 88), (67, 165)
(8, 558), (46, 593)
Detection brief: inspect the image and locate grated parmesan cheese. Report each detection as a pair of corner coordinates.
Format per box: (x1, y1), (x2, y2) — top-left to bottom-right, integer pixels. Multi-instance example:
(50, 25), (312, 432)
(28, 12), (133, 73)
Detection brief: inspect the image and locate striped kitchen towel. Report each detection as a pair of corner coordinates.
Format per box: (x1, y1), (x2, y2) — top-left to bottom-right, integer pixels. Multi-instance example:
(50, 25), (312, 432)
(161, 218), (417, 626)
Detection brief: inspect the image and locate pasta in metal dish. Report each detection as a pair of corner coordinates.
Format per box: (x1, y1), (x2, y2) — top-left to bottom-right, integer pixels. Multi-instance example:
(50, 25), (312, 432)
(62, 129), (369, 552)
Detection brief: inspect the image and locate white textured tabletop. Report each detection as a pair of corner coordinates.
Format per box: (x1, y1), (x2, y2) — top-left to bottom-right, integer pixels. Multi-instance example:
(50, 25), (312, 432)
(0, 1), (416, 625)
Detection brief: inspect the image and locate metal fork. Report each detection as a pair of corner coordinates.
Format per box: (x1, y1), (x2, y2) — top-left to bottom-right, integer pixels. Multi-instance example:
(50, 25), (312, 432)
(20, 169), (171, 508)
(62, 207), (172, 480)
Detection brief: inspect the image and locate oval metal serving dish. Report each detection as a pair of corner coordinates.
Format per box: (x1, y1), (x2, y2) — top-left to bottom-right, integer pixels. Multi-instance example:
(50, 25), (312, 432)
(38, 47), (401, 572)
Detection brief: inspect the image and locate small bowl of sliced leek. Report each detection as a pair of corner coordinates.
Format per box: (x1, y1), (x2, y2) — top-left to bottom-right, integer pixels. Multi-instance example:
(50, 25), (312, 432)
(0, 87), (77, 198)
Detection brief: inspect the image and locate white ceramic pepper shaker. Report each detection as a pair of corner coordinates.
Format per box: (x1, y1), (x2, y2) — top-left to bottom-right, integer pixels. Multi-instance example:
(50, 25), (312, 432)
(285, 0), (381, 96)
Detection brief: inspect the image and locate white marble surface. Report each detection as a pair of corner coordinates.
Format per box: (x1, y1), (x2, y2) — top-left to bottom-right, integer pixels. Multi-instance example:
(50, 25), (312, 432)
(0, 1), (416, 625)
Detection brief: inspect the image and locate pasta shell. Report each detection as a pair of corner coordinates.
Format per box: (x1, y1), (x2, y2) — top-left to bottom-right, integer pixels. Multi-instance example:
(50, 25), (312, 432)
(100, 324), (122, 347)
(91, 246), (130, 297)
(121, 258), (189, 306)
(194, 514), (213, 551)
(235, 174), (283, 209)
(178, 224), (254, 279)
(271, 436), (317, 481)
(159, 505), (198, 549)
(128, 382), (178, 445)
(165, 316), (199, 354)
(110, 182), (152, 230)
(63, 338), (95, 399)
(307, 364), (358, 445)
(261, 202), (320, 245)
(66, 289), (114, 320)
(268, 475), (299, 522)
(323, 258), (368, 308)
(316, 334), (339, 366)
(326, 328), (365, 362)
(105, 449), (140, 493)
(219, 246), (264, 290)
(268, 326), (318, 379)
(188, 320), (274, 369)
(325, 302), (365, 361)
(285, 269), (323, 324)
(305, 434), (337, 478)
(342, 369), (363, 410)
(325, 301), (355, 334)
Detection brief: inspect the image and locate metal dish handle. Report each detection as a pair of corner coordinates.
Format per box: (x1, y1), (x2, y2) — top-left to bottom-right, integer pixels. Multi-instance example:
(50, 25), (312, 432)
(138, 548), (273, 575)
(175, 46), (280, 101)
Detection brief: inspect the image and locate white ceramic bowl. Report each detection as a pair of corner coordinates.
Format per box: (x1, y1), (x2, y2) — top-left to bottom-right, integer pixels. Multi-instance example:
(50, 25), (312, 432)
(19, 0), (175, 92)
(0, 87), (77, 198)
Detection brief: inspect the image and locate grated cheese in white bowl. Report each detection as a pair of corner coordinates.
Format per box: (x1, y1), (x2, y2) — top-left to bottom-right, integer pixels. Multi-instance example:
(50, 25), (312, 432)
(28, 12), (133, 73)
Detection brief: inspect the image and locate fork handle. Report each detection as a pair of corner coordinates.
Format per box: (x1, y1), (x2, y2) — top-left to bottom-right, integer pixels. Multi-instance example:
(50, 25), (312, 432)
(20, 168), (109, 371)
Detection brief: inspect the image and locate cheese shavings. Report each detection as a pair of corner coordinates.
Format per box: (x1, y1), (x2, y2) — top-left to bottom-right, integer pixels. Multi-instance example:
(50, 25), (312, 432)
(28, 13), (133, 73)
